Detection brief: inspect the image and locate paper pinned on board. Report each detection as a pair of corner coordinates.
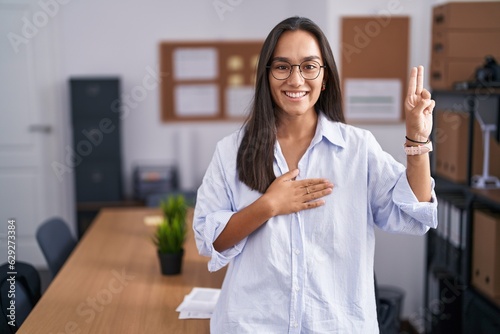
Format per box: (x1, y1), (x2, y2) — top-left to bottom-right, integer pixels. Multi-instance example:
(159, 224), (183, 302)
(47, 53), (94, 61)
(173, 47), (218, 80)
(344, 78), (401, 121)
(174, 84), (219, 117)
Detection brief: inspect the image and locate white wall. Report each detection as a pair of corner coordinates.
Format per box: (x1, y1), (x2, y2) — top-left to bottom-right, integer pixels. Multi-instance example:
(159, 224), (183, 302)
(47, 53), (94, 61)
(51, 0), (439, 320)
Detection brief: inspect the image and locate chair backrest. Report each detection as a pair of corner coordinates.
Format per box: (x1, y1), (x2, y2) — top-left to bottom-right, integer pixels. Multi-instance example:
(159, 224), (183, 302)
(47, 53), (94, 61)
(0, 262), (41, 333)
(36, 217), (77, 277)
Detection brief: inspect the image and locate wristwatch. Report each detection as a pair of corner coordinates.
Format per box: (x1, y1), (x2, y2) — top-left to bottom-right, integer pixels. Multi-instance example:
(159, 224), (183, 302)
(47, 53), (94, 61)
(404, 141), (433, 155)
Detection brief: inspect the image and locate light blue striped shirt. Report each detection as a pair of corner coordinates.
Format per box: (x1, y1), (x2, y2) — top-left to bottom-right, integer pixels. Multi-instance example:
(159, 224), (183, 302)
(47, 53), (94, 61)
(193, 112), (438, 333)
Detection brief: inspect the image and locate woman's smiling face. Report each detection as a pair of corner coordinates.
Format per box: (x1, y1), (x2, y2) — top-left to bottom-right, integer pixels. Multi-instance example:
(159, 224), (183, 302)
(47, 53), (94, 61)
(269, 29), (325, 119)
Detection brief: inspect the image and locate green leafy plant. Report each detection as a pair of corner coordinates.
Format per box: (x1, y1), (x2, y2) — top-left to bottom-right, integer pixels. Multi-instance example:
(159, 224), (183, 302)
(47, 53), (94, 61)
(152, 195), (188, 254)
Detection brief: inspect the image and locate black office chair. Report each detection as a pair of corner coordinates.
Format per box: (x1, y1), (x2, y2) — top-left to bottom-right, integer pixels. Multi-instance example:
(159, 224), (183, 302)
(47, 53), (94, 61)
(36, 217), (77, 277)
(0, 262), (41, 333)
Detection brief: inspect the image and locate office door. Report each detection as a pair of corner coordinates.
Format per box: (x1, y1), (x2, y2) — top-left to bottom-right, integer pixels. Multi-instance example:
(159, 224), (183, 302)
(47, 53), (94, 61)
(0, 0), (65, 266)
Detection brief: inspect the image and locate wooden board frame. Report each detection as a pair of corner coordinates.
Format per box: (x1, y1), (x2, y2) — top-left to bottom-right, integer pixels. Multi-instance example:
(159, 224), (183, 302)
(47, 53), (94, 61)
(341, 16), (409, 123)
(159, 41), (263, 122)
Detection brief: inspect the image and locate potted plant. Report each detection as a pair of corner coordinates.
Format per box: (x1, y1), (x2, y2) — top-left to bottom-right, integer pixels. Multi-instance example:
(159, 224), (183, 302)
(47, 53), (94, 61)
(152, 194), (188, 275)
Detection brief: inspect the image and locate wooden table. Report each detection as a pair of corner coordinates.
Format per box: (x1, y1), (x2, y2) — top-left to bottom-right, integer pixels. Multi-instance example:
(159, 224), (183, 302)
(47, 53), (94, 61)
(18, 207), (226, 334)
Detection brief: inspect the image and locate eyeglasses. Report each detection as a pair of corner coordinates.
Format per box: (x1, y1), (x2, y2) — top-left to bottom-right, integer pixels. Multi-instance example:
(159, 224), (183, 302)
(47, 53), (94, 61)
(266, 60), (326, 80)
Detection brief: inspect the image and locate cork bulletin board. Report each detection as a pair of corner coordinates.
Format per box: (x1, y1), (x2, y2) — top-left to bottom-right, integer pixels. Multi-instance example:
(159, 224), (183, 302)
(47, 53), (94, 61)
(159, 41), (263, 122)
(341, 17), (409, 122)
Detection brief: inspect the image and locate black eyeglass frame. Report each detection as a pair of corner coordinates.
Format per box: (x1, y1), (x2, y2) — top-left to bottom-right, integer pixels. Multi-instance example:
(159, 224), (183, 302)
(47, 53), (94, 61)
(266, 60), (327, 80)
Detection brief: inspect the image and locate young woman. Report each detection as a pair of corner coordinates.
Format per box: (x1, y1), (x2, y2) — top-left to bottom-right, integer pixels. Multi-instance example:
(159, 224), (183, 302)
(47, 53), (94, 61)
(193, 16), (437, 333)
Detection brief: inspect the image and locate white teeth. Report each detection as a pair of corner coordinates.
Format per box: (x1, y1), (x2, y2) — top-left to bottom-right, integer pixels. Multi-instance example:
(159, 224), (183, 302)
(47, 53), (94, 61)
(285, 91), (307, 98)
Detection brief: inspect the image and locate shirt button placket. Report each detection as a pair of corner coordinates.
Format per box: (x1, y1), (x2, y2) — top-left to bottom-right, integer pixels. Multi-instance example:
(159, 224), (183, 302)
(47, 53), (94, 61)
(289, 212), (304, 334)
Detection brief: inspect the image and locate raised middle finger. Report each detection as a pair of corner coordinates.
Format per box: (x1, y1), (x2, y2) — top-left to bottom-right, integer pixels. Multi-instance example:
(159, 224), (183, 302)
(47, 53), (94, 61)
(416, 65), (424, 95)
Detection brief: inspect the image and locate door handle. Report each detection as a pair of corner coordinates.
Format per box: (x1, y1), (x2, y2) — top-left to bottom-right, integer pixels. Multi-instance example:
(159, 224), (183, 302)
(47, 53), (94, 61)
(29, 124), (52, 133)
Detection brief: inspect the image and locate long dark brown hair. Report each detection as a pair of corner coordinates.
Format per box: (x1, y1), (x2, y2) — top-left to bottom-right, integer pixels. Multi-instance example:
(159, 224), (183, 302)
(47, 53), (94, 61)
(237, 16), (345, 193)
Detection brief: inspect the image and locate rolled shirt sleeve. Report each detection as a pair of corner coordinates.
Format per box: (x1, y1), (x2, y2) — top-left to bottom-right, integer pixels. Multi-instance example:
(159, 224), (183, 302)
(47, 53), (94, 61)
(193, 136), (248, 272)
(393, 172), (438, 228)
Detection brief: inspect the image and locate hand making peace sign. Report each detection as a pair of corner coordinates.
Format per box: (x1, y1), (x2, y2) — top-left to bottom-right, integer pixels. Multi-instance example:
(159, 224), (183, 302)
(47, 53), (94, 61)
(404, 65), (435, 143)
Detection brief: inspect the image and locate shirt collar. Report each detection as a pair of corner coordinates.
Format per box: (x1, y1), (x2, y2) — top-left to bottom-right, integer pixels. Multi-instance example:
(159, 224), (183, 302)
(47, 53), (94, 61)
(313, 112), (346, 149)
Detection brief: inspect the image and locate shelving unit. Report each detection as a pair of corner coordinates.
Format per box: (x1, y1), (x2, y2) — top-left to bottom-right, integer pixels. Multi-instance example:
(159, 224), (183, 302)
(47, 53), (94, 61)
(426, 89), (500, 333)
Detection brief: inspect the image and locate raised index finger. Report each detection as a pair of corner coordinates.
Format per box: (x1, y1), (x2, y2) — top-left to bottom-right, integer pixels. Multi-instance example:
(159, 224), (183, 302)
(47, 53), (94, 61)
(407, 66), (417, 97)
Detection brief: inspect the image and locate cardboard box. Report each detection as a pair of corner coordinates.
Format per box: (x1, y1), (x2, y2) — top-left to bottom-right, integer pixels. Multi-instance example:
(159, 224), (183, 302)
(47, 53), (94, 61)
(433, 2), (500, 30)
(472, 210), (500, 299)
(434, 110), (500, 183)
(434, 110), (469, 182)
(430, 58), (482, 90)
(431, 30), (500, 59)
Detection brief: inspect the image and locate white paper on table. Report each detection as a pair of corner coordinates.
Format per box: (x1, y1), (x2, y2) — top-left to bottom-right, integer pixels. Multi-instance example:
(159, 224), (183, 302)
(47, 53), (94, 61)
(173, 47), (218, 80)
(178, 311), (213, 319)
(344, 79), (401, 121)
(143, 215), (162, 226)
(176, 299), (217, 313)
(174, 84), (219, 117)
(176, 287), (221, 319)
(225, 86), (254, 118)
